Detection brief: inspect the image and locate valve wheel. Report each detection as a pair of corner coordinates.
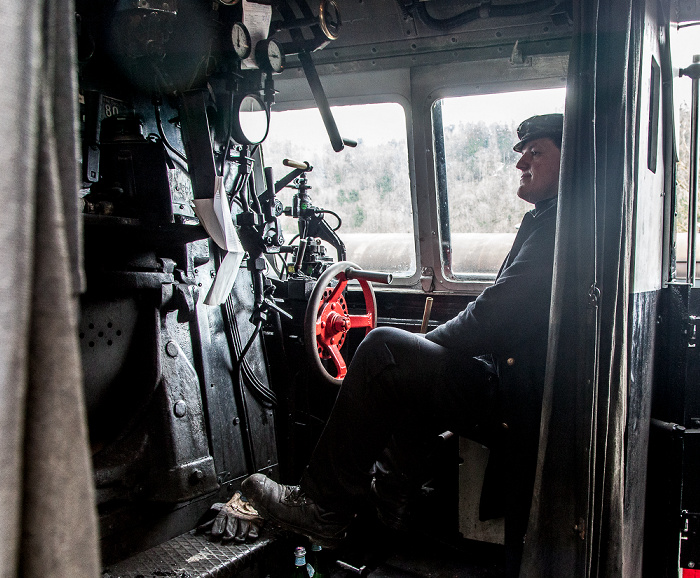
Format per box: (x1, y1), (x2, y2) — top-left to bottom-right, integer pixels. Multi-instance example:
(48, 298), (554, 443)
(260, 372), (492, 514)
(304, 261), (377, 386)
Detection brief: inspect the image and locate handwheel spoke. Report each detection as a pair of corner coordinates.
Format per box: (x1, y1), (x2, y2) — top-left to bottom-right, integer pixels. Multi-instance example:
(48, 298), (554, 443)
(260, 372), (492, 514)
(325, 279), (348, 305)
(326, 344), (347, 379)
(348, 313), (374, 329)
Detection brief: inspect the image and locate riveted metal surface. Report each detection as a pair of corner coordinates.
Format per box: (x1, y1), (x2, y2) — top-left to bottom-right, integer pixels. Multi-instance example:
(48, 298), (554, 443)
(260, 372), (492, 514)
(103, 531), (272, 578)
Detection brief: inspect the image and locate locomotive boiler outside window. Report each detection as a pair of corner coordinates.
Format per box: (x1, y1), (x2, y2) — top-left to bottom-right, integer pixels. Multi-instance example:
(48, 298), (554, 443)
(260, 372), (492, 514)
(264, 102), (415, 276)
(433, 87), (566, 281)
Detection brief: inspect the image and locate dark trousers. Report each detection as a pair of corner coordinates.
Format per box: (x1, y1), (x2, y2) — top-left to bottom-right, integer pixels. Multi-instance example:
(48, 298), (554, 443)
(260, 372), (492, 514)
(300, 326), (496, 515)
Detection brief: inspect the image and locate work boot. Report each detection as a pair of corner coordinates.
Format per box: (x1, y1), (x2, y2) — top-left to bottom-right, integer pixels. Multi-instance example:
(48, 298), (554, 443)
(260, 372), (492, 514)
(241, 473), (353, 548)
(369, 470), (415, 532)
(369, 448), (422, 532)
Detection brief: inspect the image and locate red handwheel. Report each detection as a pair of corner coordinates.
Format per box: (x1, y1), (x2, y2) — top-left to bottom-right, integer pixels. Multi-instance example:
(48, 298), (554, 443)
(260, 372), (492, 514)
(304, 261), (377, 386)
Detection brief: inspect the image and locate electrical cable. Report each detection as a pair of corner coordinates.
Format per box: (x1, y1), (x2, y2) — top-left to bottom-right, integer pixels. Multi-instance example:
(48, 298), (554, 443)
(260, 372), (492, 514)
(319, 209), (342, 231)
(415, 2), (479, 30)
(154, 105), (189, 169)
(239, 320), (263, 362)
(413, 0), (556, 31)
(223, 290), (277, 408)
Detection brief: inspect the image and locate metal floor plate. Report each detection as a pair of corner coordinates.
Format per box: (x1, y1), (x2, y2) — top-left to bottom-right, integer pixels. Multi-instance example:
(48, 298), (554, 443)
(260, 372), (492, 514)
(102, 531), (272, 578)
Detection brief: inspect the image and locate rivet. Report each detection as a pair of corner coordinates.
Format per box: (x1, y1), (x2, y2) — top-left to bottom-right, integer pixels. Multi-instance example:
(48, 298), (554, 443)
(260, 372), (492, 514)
(166, 341), (178, 357)
(507, 357), (515, 366)
(233, 417), (240, 425)
(174, 400), (187, 417)
(189, 469), (204, 484)
(501, 422), (509, 429)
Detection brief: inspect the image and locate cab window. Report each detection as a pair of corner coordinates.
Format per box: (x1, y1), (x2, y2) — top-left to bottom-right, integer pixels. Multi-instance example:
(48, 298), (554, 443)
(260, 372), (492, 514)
(433, 88), (566, 280)
(264, 102), (415, 276)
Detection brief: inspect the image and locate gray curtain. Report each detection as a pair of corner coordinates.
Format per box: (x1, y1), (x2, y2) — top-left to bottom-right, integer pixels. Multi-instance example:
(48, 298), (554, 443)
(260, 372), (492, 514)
(0, 1), (100, 577)
(520, 0), (644, 575)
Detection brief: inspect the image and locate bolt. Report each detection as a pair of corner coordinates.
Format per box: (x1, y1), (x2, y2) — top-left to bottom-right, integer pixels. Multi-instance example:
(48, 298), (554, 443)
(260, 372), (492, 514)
(174, 400), (187, 417)
(233, 417), (240, 425)
(166, 341), (178, 357)
(189, 469), (204, 484)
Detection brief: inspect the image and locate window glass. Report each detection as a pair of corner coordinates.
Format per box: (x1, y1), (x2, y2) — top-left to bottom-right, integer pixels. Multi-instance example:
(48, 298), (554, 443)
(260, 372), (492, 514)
(435, 88), (566, 279)
(263, 102), (414, 276)
(670, 25), (698, 279)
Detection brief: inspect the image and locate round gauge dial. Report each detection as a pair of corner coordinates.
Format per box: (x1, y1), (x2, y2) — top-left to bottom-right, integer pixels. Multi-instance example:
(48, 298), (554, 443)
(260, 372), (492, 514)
(255, 39), (285, 73)
(231, 22), (251, 59)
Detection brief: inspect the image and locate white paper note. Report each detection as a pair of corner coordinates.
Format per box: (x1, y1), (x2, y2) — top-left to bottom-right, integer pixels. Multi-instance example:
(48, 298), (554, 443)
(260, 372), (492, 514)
(192, 177), (246, 305)
(242, 0), (272, 70)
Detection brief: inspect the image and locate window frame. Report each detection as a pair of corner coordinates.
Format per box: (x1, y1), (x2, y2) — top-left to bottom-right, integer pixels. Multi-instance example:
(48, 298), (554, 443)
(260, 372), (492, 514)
(267, 67), (421, 287)
(410, 55), (568, 293)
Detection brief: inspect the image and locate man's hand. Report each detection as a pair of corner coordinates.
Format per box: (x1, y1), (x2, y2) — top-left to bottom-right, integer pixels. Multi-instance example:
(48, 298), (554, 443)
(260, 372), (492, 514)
(196, 491), (264, 543)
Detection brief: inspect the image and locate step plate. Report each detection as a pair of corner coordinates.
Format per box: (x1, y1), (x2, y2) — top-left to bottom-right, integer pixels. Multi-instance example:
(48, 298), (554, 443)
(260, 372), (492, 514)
(103, 531), (272, 578)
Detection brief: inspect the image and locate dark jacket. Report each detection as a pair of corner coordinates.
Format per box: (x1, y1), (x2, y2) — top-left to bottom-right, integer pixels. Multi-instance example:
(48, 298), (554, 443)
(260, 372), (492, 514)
(425, 197), (558, 522)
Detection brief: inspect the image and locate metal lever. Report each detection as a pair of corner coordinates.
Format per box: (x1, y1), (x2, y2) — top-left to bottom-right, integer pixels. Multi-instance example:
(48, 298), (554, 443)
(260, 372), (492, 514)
(420, 296), (434, 334)
(298, 49), (345, 152)
(343, 268), (393, 285)
(335, 560), (368, 576)
(283, 158), (311, 170)
(263, 297), (293, 320)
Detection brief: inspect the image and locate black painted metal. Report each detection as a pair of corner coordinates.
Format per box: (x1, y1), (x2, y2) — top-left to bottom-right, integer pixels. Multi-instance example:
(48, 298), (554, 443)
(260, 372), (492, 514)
(645, 284), (690, 577)
(625, 291), (659, 577)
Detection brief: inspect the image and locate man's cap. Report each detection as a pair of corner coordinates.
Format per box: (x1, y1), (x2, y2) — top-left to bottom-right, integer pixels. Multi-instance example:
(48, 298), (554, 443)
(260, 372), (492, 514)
(513, 113), (564, 152)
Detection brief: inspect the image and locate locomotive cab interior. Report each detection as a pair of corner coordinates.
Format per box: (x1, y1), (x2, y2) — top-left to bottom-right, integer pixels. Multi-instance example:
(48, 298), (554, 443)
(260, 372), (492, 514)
(4, 0), (700, 577)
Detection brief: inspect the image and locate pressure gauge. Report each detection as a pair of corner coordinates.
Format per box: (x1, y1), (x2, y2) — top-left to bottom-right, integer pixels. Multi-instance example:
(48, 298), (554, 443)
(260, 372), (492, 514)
(231, 22), (251, 59)
(255, 39), (285, 73)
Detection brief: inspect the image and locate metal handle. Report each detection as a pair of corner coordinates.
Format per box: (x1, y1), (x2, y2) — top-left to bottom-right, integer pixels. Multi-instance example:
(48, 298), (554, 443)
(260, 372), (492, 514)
(420, 296), (434, 334)
(283, 158), (310, 170)
(343, 268), (392, 285)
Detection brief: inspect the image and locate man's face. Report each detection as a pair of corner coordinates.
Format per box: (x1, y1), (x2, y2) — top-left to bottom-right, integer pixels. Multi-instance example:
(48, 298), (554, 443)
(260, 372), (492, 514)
(515, 137), (561, 204)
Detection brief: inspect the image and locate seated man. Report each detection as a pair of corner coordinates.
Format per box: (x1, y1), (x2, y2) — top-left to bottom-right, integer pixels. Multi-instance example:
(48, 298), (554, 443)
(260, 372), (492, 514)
(242, 113), (563, 572)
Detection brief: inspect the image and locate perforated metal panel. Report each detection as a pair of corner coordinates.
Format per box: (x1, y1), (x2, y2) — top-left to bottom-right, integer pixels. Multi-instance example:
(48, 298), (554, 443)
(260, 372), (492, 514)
(103, 531), (272, 578)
